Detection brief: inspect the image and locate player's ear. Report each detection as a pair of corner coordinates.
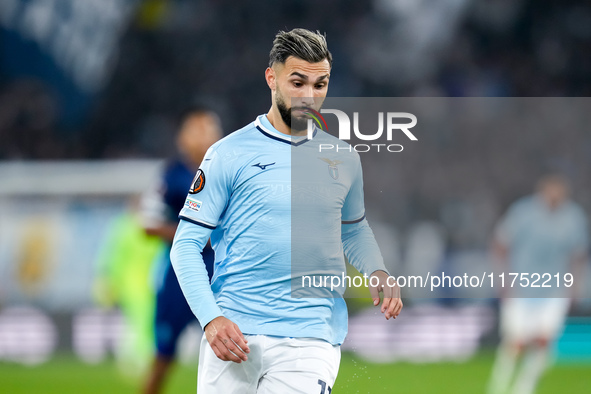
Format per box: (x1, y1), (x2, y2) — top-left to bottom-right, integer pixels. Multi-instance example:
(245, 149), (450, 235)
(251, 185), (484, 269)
(265, 67), (276, 91)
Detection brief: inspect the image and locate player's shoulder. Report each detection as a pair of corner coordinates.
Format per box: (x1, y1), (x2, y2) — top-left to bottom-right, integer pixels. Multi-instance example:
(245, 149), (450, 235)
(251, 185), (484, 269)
(206, 120), (258, 154)
(517, 195), (536, 207)
(202, 120), (260, 166)
(507, 195), (536, 215)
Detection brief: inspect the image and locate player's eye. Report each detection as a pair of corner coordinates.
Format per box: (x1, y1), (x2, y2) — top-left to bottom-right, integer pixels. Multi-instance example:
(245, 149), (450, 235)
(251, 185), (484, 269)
(315, 83), (326, 89)
(293, 81), (303, 87)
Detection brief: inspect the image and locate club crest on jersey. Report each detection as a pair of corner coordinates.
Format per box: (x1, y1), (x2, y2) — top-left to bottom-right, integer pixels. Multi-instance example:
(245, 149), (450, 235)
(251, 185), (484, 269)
(189, 169), (205, 194)
(319, 157), (342, 180)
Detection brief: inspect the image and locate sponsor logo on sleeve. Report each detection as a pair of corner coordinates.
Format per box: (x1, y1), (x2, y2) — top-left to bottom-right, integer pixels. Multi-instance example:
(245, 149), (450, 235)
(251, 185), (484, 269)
(184, 198), (203, 212)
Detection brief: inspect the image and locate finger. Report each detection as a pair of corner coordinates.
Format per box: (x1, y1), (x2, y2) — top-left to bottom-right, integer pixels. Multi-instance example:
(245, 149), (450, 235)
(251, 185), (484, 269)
(230, 324), (250, 351)
(223, 338), (248, 362)
(209, 342), (224, 360)
(368, 282), (381, 306)
(388, 299), (402, 319)
(381, 297), (392, 316)
(393, 299), (403, 317)
(382, 279), (396, 297)
(210, 335), (242, 363)
(385, 298), (399, 319)
(217, 340), (243, 363)
(212, 342), (237, 362)
(381, 282), (396, 314)
(229, 330), (250, 355)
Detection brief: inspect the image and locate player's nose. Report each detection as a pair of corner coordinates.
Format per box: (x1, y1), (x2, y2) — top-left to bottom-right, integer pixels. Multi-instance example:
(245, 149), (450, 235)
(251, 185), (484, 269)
(299, 93), (315, 108)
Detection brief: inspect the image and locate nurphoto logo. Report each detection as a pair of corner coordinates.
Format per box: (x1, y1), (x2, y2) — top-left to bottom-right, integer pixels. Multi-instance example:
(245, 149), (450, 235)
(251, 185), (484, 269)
(304, 108), (418, 153)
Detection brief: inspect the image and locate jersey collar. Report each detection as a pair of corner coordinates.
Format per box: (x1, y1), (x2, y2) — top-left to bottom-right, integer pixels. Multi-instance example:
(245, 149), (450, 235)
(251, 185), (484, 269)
(255, 115), (317, 147)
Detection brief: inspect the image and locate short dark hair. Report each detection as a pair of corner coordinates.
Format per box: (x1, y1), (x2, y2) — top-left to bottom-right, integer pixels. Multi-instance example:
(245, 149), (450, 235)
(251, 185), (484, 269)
(269, 28), (332, 67)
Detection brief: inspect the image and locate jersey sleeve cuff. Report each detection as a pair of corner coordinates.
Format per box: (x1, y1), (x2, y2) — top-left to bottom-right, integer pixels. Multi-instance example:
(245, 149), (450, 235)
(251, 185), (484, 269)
(369, 268), (391, 277)
(342, 213), (366, 224)
(178, 212), (217, 230)
(198, 308), (224, 329)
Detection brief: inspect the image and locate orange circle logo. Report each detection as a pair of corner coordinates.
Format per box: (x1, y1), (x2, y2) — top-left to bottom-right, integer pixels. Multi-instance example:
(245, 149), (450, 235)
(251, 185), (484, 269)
(189, 169), (205, 194)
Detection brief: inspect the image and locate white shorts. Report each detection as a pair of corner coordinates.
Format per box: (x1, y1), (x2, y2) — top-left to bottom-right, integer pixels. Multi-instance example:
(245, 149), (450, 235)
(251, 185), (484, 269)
(197, 334), (341, 394)
(500, 298), (570, 343)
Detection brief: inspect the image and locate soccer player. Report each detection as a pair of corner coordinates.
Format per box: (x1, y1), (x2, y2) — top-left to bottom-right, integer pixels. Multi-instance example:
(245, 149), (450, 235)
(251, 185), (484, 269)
(142, 106), (222, 394)
(171, 28), (402, 393)
(487, 174), (589, 394)
(94, 197), (164, 376)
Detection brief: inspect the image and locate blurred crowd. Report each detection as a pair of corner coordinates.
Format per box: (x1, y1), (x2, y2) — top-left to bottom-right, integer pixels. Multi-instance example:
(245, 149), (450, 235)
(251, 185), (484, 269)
(1, 0), (590, 160)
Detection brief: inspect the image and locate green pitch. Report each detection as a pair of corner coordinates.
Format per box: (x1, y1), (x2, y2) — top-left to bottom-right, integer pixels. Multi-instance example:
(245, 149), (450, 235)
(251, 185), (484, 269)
(1, 351), (589, 393)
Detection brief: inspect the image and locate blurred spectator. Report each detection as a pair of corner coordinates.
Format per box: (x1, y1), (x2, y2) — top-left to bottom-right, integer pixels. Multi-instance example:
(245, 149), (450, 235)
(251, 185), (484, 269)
(0, 80), (62, 159)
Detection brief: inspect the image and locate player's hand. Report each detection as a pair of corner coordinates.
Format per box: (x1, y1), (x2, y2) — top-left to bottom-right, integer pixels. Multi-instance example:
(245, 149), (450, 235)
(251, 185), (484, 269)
(204, 316), (250, 363)
(369, 270), (403, 320)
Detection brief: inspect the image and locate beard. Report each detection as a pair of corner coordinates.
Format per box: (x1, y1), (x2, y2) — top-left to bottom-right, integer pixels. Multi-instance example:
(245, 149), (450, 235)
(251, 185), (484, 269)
(276, 88), (311, 133)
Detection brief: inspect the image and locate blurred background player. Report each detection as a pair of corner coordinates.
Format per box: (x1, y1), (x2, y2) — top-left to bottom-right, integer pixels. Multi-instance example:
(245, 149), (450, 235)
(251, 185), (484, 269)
(141, 105), (222, 394)
(487, 174), (589, 394)
(93, 196), (164, 377)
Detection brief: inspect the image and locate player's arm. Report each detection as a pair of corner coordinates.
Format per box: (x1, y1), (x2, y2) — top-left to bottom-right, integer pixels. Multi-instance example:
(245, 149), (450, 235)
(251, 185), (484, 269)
(491, 207), (513, 268)
(491, 238), (509, 262)
(171, 221), (249, 363)
(171, 221), (220, 323)
(569, 251), (588, 300)
(171, 147), (250, 363)
(139, 176), (178, 242)
(492, 204), (520, 298)
(342, 219), (402, 320)
(568, 211), (589, 300)
(341, 155), (402, 320)
(491, 236), (509, 298)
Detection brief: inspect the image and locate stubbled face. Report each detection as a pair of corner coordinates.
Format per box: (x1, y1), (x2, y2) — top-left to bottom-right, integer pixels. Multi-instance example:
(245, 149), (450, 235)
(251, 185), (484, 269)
(271, 56), (330, 131)
(177, 113), (222, 166)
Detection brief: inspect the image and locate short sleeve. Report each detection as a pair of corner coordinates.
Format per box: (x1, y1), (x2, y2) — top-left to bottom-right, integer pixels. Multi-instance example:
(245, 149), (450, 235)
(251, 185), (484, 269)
(341, 154), (366, 224)
(178, 147), (231, 229)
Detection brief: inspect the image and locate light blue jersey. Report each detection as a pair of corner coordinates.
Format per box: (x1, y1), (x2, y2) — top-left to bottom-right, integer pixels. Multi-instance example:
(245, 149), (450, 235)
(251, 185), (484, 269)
(171, 114), (386, 345)
(496, 195), (588, 280)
